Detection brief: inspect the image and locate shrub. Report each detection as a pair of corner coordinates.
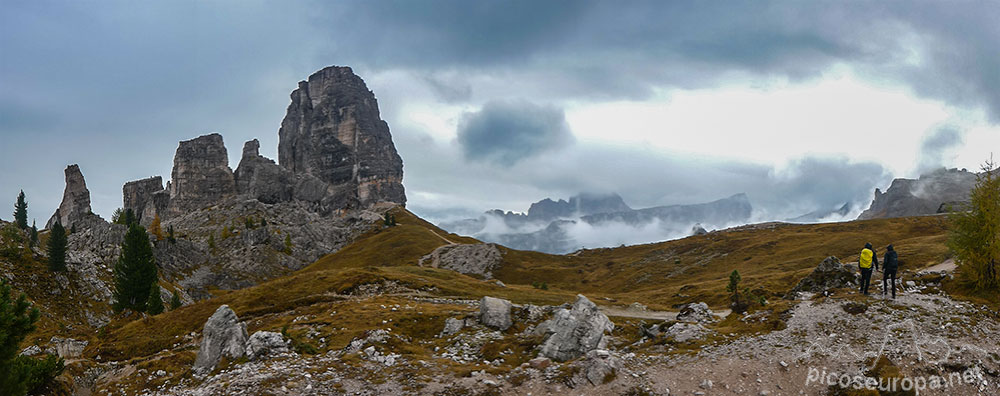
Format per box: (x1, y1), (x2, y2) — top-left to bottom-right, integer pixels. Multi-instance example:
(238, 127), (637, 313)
(149, 215), (164, 241)
(284, 234), (292, 255)
(948, 159), (1000, 290)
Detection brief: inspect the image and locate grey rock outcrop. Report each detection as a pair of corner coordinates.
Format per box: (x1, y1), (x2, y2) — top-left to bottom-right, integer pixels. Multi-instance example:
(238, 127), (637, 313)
(574, 349), (623, 386)
(440, 317), (465, 336)
(786, 256), (857, 298)
(479, 296), (513, 330)
(278, 66), (405, 208)
(47, 164), (99, 230)
(123, 176), (169, 225)
(534, 295), (614, 361)
(45, 336), (88, 358)
(193, 305), (248, 375)
(663, 322), (711, 343)
(859, 168), (976, 220)
(419, 243), (503, 278)
(167, 134), (237, 217)
(245, 331), (290, 360)
(676, 302), (715, 323)
(234, 139), (294, 204)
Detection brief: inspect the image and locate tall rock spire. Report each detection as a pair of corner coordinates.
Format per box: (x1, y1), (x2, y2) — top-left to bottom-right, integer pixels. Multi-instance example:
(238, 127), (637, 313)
(47, 164), (94, 229)
(277, 66), (405, 208)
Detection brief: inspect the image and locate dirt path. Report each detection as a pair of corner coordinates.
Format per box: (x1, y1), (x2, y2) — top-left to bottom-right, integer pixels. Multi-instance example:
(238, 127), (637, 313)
(923, 258), (957, 272)
(600, 306), (732, 321)
(420, 230), (458, 269)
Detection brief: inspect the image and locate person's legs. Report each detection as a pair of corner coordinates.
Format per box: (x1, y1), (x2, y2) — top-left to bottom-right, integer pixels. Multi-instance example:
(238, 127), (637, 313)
(889, 270), (897, 299)
(882, 270), (889, 296)
(861, 268), (872, 295)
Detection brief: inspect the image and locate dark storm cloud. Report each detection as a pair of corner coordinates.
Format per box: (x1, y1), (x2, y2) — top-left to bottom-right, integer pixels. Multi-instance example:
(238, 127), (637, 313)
(456, 100), (574, 166)
(325, 1), (1000, 119)
(2, 1), (998, 224)
(917, 126), (964, 175)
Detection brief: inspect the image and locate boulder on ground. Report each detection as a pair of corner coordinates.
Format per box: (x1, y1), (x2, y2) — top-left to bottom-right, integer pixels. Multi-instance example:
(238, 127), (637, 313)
(193, 305), (248, 375)
(676, 302), (715, 323)
(479, 296), (513, 330)
(785, 256), (857, 298)
(534, 295), (614, 362)
(663, 322), (711, 343)
(440, 317), (465, 336)
(245, 331), (290, 360)
(575, 349), (623, 386)
(45, 336), (88, 358)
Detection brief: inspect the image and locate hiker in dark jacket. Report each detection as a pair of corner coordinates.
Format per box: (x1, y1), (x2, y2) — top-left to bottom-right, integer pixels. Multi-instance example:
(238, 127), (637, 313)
(882, 244), (899, 299)
(859, 242), (878, 295)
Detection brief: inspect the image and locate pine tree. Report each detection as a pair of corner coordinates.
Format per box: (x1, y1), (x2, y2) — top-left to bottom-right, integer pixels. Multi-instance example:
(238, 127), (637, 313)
(149, 214), (164, 241)
(0, 279), (64, 393)
(166, 225), (176, 244)
(46, 222), (67, 272)
(112, 224), (158, 312)
(146, 284), (164, 315)
(124, 209), (137, 228)
(170, 290), (182, 310)
(13, 190), (27, 230)
(29, 221), (38, 248)
(284, 234), (292, 254)
(948, 159), (1000, 290)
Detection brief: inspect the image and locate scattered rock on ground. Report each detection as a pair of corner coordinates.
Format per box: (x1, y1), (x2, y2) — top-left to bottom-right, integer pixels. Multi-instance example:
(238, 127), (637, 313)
(534, 295), (614, 361)
(785, 256), (857, 298)
(245, 331), (290, 360)
(479, 296), (513, 330)
(676, 302), (715, 323)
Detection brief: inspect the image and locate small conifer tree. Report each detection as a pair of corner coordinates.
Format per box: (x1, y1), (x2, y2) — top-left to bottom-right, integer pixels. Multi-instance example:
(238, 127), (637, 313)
(284, 234), (292, 254)
(146, 284), (164, 315)
(166, 225), (176, 244)
(29, 221), (38, 248)
(13, 190), (28, 230)
(46, 222), (67, 272)
(170, 290), (182, 310)
(112, 224), (158, 312)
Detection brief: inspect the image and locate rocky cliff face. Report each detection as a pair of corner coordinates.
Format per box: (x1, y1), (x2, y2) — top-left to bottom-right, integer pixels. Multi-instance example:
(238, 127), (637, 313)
(107, 66), (405, 296)
(858, 168), (977, 220)
(278, 66), (405, 208)
(47, 164), (100, 229)
(123, 176), (169, 225)
(166, 133), (238, 217)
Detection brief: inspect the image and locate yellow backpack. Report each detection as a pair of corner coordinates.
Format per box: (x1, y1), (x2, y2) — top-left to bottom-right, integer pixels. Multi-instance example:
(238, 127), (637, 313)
(859, 248), (873, 269)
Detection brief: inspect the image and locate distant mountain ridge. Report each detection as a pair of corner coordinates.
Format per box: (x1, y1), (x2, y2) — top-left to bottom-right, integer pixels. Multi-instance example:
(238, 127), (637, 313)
(441, 192), (753, 254)
(858, 168), (977, 220)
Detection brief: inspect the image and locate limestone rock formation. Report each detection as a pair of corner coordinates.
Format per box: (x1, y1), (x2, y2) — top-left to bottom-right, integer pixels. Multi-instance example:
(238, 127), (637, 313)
(234, 139), (293, 204)
(858, 168), (976, 220)
(419, 243), (503, 278)
(663, 322), (711, 343)
(479, 296), (513, 330)
(123, 176), (169, 225)
(245, 331), (290, 361)
(194, 305), (248, 375)
(785, 256), (857, 298)
(47, 164), (100, 230)
(167, 134), (237, 217)
(278, 66), (405, 208)
(675, 302), (715, 323)
(534, 295), (614, 361)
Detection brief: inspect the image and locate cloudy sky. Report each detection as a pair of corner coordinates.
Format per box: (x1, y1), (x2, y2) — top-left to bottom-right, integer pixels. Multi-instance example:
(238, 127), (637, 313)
(3, 1), (1000, 226)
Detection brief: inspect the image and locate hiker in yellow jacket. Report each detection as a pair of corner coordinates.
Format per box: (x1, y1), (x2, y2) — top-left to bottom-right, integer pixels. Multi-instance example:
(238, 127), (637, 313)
(859, 242), (879, 295)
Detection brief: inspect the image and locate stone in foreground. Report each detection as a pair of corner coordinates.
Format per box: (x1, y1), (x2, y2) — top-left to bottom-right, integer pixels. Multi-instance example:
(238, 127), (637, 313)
(534, 295), (614, 362)
(193, 305), (248, 375)
(479, 296), (513, 330)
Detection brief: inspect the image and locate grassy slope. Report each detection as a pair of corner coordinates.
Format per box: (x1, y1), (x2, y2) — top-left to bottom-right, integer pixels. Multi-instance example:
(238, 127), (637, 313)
(91, 209), (955, 363)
